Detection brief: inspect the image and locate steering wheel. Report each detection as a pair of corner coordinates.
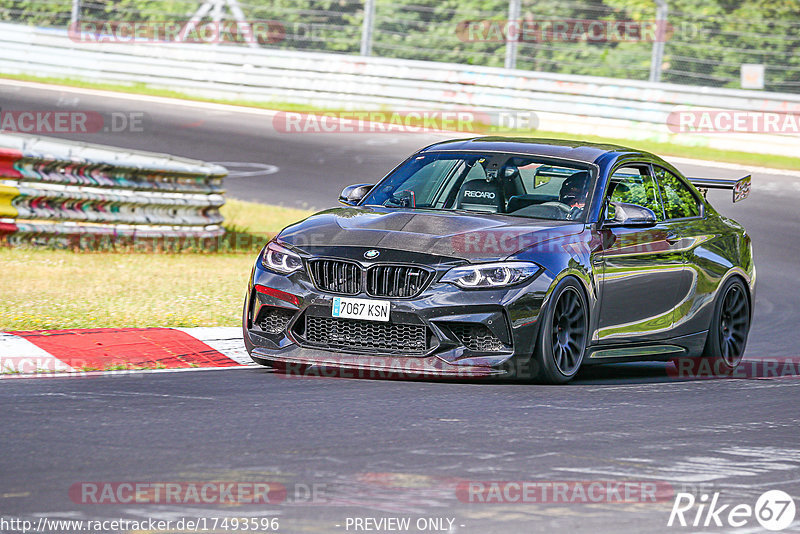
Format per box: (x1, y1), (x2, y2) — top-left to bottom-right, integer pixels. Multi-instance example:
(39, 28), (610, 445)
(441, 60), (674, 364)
(384, 190), (416, 208)
(539, 201), (573, 219)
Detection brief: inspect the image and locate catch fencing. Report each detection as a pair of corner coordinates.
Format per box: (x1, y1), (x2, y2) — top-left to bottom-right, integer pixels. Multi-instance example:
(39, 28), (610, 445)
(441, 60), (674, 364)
(4, 0), (800, 93)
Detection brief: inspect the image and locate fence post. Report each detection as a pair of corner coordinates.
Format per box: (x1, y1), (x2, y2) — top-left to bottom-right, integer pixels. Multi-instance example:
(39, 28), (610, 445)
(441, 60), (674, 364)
(649, 0), (668, 82)
(70, 0), (81, 26)
(360, 0), (376, 56)
(504, 0), (521, 70)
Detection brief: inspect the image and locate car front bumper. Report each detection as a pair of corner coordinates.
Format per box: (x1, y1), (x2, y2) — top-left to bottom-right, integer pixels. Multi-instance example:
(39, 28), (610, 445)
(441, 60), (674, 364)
(243, 258), (554, 379)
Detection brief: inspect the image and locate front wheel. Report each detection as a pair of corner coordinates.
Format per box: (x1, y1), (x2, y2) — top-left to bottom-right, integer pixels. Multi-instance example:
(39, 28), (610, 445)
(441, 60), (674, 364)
(533, 277), (589, 384)
(701, 277), (751, 374)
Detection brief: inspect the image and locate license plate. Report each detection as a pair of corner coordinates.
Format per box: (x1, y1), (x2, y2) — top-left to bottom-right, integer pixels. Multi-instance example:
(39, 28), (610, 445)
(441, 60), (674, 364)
(332, 297), (390, 322)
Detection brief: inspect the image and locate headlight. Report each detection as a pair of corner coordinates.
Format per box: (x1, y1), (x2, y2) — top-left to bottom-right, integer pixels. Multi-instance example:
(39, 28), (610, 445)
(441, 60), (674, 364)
(440, 262), (541, 289)
(261, 241), (304, 274)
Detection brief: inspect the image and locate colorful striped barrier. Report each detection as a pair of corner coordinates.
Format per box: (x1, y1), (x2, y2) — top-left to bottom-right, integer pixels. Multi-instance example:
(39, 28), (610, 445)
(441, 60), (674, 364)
(5, 221), (228, 249)
(0, 183), (18, 218)
(11, 185), (223, 226)
(0, 132), (227, 247)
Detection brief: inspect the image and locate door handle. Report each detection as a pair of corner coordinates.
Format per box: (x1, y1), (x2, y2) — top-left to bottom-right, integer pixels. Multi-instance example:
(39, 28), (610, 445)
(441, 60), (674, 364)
(666, 233), (681, 245)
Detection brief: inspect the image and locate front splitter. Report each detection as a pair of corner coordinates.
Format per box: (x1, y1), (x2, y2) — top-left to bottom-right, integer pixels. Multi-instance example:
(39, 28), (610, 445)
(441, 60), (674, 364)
(250, 347), (506, 379)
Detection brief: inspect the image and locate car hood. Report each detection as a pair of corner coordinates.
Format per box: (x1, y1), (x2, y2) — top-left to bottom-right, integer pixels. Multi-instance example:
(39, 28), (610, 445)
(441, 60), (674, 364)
(277, 206), (584, 261)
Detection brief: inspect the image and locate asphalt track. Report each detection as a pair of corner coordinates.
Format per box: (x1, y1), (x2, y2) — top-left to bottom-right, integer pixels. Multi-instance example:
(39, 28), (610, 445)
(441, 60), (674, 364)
(1, 80), (799, 533)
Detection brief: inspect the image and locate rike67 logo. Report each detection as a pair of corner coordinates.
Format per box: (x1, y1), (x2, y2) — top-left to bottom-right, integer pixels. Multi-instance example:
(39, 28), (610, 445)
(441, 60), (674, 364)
(668, 490), (796, 531)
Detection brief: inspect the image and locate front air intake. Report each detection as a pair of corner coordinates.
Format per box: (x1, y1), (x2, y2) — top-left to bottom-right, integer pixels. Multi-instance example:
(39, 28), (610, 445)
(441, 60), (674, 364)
(449, 323), (507, 352)
(366, 265), (432, 298)
(308, 259), (361, 295)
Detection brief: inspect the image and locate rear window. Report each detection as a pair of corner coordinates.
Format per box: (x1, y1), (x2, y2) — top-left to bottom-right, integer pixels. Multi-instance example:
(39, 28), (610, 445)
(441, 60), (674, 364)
(655, 167), (702, 219)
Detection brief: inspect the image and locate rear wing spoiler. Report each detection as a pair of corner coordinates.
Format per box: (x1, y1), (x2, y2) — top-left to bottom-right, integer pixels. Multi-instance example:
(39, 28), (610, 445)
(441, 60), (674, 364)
(687, 175), (751, 203)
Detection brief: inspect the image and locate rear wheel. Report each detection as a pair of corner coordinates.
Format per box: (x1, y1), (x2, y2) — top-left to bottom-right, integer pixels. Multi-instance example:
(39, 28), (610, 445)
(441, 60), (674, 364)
(701, 277), (751, 374)
(533, 277), (588, 384)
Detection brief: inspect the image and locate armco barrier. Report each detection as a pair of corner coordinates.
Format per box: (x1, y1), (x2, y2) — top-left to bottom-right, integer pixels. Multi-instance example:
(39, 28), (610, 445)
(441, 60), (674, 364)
(2, 22), (799, 157)
(0, 132), (227, 248)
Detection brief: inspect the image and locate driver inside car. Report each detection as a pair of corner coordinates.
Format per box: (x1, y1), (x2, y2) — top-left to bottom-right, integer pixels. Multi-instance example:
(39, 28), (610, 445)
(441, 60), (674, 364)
(559, 171), (590, 220)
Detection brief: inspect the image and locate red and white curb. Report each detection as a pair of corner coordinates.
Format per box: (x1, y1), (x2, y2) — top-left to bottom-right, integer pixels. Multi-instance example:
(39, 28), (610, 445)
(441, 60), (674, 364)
(0, 327), (253, 379)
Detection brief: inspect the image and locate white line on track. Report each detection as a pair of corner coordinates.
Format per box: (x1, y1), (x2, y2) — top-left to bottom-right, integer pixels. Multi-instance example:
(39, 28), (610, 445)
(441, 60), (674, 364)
(37, 390), (216, 400)
(212, 162), (280, 177)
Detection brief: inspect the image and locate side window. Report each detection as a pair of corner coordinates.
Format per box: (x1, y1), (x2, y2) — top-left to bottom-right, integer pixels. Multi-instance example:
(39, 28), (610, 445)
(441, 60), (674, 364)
(606, 166), (664, 220)
(655, 167), (701, 219)
(438, 159), (486, 209)
(516, 163), (543, 193)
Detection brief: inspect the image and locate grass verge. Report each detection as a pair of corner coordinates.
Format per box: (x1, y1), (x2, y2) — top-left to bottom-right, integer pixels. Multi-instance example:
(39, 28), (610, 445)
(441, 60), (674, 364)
(0, 249), (255, 329)
(0, 199), (313, 330)
(3, 73), (799, 171)
(220, 197), (312, 246)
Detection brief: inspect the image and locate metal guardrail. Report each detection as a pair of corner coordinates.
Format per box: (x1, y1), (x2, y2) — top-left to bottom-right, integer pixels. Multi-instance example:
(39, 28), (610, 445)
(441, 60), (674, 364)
(2, 22), (799, 158)
(0, 131), (227, 248)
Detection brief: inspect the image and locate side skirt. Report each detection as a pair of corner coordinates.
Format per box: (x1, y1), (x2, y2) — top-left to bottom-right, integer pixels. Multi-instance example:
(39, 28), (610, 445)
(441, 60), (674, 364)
(583, 331), (708, 365)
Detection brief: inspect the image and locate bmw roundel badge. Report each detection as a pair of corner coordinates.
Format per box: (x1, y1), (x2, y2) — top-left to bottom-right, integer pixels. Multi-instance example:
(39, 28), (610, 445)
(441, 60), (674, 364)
(364, 249), (380, 259)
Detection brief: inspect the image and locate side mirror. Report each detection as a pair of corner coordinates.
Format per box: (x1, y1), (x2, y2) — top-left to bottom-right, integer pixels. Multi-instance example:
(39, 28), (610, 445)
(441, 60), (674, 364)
(338, 183), (374, 206)
(604, 201), (657, 228)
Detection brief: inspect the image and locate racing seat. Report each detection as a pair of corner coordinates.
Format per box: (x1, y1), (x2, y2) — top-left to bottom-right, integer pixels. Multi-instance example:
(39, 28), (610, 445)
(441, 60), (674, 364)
(456, 179), (502, 213)
(506, 194), (557, 212)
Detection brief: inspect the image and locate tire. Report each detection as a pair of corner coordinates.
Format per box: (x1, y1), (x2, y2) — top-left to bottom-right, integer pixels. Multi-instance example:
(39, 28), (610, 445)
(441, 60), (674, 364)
(533, 277), (589, 384)
(700, 276), (751, 375)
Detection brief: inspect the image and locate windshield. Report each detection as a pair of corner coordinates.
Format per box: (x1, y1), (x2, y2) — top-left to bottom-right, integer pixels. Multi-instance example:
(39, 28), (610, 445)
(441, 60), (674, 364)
(361, 152), (594, 222)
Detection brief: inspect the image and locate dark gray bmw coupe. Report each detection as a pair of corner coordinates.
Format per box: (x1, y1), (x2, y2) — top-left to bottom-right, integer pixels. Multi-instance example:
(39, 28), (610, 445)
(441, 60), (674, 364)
(243, 138), (754, 384)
